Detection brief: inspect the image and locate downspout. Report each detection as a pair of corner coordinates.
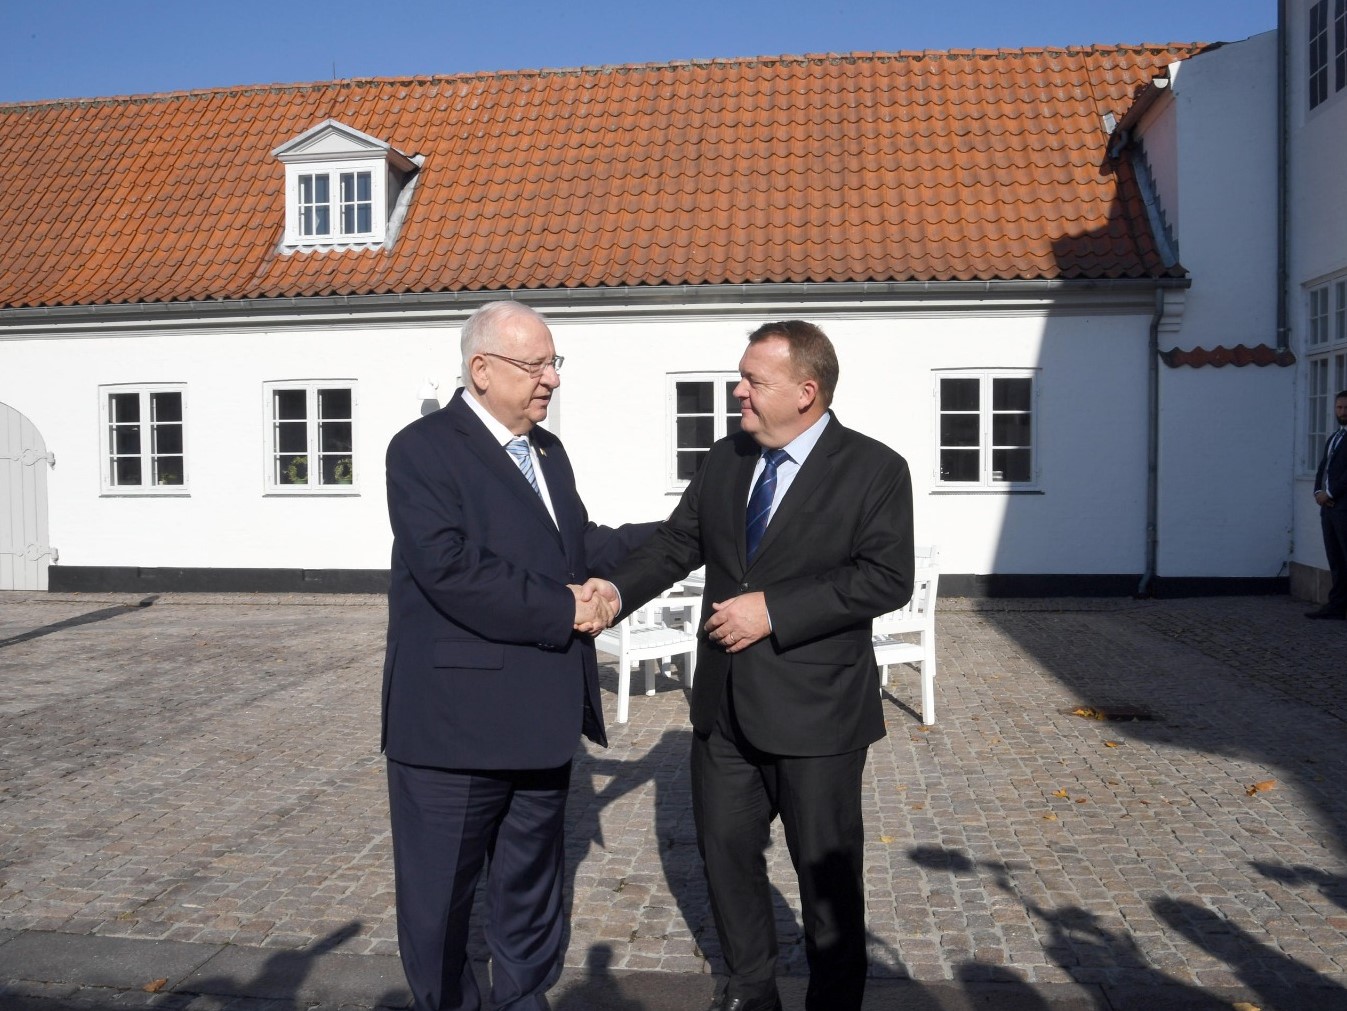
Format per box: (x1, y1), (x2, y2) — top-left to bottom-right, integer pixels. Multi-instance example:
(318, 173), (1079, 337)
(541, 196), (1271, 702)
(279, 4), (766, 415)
(1277, 0), (1289, 353)
(1137, 287), (1165, 597)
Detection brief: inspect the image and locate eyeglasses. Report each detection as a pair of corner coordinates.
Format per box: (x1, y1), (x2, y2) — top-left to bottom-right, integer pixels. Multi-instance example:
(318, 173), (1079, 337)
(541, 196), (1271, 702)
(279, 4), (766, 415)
(482, 352), (564, 377)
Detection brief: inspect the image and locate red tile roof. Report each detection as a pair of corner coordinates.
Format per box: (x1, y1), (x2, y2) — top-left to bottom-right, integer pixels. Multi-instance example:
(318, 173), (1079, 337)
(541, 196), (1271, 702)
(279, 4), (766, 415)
(0, 45), (1207, 310)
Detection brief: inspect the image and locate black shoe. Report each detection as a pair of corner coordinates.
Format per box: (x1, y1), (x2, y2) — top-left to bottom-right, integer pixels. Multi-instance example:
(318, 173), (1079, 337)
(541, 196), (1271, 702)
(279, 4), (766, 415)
(712, 995), (783, 1011)
(1305, 607), (1346, 619)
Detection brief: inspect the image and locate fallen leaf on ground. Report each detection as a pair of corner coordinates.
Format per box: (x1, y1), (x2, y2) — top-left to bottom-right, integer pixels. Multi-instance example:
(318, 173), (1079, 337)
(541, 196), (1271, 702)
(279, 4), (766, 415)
(879, 835), (895, 844)
(1104, 741), (1122, 748)
(1051, 788), (1069, 798)
(1072, 707), (1107, 720)
(1075, 797), (1088, 804)
(1043, 813), (1058, 821)
(1246, 779), (1277, 796)
(143, 979), (168, 993)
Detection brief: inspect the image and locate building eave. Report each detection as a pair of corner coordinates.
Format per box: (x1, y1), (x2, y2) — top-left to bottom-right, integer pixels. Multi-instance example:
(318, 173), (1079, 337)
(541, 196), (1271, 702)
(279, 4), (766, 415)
(0, 278), (1193, 337)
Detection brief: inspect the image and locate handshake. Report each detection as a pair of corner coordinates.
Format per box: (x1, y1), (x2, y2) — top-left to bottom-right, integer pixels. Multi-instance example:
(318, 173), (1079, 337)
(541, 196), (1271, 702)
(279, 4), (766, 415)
(568, 578), (620, 636)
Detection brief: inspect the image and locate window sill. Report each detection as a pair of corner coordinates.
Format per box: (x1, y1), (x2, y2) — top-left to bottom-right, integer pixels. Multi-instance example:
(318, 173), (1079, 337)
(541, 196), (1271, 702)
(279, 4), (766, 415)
(263, 489), (361, 497)
(100, 490), (191, 498)
(931, 487), (1043, 495)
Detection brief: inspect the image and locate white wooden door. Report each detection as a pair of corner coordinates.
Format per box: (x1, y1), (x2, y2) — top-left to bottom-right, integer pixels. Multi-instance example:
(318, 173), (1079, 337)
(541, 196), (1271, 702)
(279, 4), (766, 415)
(0, 403), (55, 591)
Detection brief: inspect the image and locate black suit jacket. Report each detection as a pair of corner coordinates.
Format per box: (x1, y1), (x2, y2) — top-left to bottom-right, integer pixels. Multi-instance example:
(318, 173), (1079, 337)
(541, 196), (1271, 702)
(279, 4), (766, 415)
(608, 413), (914, 756)
(1315, 427), (1347, 503)
(382, 390), (655, 770)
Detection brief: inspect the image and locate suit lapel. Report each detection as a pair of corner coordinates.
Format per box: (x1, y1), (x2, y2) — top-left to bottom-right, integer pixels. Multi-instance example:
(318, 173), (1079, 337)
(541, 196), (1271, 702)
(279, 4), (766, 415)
(745, 415), (843, 570)
(449, 395), (560, 539)
(534, 429), (581, 543)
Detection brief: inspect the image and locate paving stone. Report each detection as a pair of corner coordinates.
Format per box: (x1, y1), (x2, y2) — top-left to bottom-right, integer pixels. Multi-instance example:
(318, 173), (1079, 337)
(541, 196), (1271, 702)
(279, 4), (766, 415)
(3, 591), (1347, 1008)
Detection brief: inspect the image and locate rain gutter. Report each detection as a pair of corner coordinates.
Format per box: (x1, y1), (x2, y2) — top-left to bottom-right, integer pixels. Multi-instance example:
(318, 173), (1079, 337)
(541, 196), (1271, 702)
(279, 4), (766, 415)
(0, 277), (1192, 334)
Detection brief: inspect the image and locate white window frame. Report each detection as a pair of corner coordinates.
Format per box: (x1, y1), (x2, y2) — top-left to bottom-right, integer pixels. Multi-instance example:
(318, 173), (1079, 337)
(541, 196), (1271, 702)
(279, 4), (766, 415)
(285, 160), (384, 245)
(274, 121), (420, 251)
(1312, 0), (1331, 109)
(98, 384), (189, 495)
(1310, 0), (1347, 110)
(667, 373), (741, 491)
(263, 381), (359, 495)
(933, 369), (1039, 490)
(1337, 0), (1347, 96)
(1305, 278), (1347, 471)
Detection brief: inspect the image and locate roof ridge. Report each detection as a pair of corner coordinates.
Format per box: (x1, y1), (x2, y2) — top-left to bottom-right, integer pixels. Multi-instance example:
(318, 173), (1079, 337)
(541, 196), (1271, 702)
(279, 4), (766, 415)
(0, 42), (1215, 110)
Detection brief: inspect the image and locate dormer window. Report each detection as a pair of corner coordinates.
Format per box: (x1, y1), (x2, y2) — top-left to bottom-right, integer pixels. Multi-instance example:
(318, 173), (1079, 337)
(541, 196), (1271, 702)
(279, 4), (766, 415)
(273, 120), (419, 249)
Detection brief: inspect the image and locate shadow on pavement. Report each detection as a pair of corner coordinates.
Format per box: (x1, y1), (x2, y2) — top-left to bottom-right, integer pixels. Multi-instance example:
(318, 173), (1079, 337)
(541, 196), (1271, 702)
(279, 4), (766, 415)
(909, 843), (1347, 1009)
(0, 597), (157, 649)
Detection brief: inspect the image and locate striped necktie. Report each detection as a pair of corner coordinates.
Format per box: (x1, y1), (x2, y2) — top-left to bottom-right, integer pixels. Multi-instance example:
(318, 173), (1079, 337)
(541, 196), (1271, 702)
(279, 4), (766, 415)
(745, 448), (789, 562)
(505, 437), (540, 496)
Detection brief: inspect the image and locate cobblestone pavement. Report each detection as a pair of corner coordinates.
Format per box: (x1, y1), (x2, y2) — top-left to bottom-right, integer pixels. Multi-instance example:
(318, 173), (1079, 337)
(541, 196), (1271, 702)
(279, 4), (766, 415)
(2, 590), (1347, 1007)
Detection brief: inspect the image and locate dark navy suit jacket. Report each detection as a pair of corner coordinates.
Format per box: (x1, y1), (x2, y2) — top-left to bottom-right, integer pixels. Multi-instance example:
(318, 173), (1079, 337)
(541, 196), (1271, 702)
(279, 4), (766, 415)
(1315, 427), (1347, 503)
(608, 413), (914, 757)
(382, 389), (654, 770)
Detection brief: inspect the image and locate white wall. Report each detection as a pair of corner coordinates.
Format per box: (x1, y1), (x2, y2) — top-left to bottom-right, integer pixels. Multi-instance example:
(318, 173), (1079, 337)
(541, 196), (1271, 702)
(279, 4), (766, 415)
(1289, 0), (1347, 572)
(553, 302), (1157, 577)
(1138, 32), (1294, 578)
(2, 285), (1292, 583)
(1, 323), (448, 570)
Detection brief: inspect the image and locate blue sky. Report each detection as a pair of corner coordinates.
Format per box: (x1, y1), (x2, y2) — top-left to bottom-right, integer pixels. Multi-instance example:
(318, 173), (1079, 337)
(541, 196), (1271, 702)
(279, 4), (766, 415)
(2, 0), (1274, 104)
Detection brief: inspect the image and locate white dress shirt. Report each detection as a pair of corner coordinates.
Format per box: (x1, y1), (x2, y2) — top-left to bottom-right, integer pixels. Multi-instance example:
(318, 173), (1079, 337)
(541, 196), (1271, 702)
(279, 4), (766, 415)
(464, 390), (558, 526)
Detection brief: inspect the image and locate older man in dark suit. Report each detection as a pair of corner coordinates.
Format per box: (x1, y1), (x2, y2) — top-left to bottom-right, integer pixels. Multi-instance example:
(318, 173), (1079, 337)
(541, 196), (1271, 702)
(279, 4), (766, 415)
(1309, 390), (1347, 619)
(585, 320), (914, 1011)
(382, 301), (654, 1011)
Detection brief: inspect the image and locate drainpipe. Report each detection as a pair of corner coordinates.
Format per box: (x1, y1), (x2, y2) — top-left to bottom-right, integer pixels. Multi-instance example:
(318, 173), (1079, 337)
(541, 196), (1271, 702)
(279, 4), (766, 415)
(1137, 287), (1165, 598)
(1277, 0), (1289, 352)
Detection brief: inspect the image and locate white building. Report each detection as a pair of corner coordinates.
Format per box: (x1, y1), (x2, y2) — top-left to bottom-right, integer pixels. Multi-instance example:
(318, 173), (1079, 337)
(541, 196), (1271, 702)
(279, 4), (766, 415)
(2, 37), (1309, 597)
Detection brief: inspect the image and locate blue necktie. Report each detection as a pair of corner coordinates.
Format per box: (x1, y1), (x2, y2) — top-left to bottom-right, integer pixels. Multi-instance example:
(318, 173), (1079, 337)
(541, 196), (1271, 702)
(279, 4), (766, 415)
(745, 448), (789, 563)
(505, 437), (540, 496)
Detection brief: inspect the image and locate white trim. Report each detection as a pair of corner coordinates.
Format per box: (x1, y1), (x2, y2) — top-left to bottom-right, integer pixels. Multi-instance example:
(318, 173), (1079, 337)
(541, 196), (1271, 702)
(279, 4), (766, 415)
(932, 368), (1039, 491)
(261, 380), (359, 495)
(273, 120), (420, 250)
(666, 371), (740, 492)
(97, 383), (189, 496)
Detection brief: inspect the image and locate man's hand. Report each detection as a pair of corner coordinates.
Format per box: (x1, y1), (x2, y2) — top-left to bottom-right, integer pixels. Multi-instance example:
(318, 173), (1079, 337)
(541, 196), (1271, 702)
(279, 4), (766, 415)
(570, 580), (618, 635)
(704, 592), (770, 653)
(1317, 490), (1333, 507)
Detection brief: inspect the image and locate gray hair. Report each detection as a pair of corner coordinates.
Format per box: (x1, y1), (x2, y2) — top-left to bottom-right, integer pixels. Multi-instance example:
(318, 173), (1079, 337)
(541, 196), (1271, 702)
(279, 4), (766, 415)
(460, 302), (549, 378)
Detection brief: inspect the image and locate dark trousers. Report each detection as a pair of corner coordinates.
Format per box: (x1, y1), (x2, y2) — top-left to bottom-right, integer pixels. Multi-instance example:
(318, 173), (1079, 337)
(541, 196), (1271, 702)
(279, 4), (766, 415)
(691, 689), (869, 1011)
(386, 759), (571, 1011)
(1323, 505), (1347, 614)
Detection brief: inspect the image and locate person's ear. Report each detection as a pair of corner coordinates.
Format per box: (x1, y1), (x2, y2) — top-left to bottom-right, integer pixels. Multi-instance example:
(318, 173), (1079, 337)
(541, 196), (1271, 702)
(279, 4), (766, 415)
(797, 378), (819, 412)
(469, 355), (490, 393)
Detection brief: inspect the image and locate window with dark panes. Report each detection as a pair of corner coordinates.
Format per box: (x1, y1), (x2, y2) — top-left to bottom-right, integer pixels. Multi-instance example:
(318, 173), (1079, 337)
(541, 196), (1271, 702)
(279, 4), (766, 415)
(297, 170), (374, 239)
(991, 377), (1033, 483)
(937, 372), (1036, 488)
(1337, 0), (1347, 93)
(938, 377), (980, 483)
(671, 375), (741, 485)
(339, 172), (373, 235)
(1306, 279), (1347, 471)
(101, 386), (187, 492)
(298, 174), (332, 237)
(1312, 0), (1330, 109)
(265, 382), (357, 492)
